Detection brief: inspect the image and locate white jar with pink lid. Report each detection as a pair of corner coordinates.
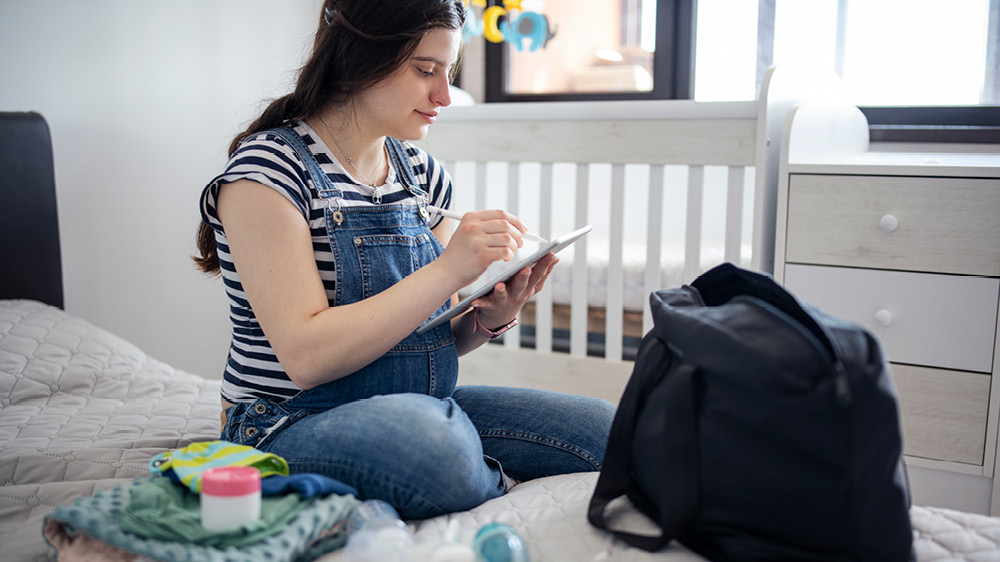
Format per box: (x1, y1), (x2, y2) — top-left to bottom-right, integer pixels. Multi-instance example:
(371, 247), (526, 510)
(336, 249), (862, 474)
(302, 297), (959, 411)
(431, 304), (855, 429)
(200, 466), (262, 531)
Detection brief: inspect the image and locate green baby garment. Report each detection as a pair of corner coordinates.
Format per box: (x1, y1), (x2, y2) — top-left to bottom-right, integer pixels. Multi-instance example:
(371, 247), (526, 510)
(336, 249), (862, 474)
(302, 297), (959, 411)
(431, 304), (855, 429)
(120, 476), (307, 547)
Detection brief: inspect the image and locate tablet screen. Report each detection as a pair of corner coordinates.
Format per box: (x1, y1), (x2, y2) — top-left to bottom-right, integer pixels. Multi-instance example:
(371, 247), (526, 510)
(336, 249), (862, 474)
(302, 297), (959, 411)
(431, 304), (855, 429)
(415, 225), (592, 334)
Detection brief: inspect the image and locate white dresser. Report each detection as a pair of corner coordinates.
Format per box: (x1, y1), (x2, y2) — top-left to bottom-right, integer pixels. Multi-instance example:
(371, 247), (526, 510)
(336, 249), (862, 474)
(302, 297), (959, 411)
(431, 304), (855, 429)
(772, 100), (1000, 514)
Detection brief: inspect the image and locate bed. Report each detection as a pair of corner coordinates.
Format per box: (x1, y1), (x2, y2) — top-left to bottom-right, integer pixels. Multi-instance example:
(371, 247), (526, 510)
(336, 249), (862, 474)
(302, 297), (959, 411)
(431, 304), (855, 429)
(5, 300), (1000, 561)
(5, 96), (1000, 561)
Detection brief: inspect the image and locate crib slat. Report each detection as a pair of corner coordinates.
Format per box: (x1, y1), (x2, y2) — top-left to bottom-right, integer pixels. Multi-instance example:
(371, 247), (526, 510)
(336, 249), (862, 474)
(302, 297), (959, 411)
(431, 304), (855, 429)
(606, 164), (626, 361)
(535, 163), (554, 353)
(505, 162), (521, 215)
(570, 163), (590, 357)
(504, 162), (523, 349)
(475, 162), (487, 211)
(644, 165), (665, 335)
(684, 166), (705, 283)
(725, 166), (746, 264)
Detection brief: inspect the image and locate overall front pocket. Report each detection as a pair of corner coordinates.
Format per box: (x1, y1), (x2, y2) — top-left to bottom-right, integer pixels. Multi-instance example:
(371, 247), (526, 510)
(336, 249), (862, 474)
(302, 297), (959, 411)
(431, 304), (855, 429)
(351, 231), (438, 299)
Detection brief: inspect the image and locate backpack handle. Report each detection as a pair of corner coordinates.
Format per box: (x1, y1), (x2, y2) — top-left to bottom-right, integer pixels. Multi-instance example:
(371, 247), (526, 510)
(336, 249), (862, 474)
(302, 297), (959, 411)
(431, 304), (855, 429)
(588, 335), (700, 551)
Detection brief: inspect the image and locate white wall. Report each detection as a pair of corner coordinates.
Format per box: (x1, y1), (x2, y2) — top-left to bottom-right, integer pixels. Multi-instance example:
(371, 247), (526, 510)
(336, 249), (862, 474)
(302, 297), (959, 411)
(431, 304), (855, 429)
(0, 0), (322, 378)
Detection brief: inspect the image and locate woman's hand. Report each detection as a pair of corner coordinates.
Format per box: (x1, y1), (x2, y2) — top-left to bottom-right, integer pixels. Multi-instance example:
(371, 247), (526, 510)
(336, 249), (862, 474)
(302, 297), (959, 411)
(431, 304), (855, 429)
(436, 210), (528, 287)
(469, 251), (559, 330)
(429, 209), (556, 355)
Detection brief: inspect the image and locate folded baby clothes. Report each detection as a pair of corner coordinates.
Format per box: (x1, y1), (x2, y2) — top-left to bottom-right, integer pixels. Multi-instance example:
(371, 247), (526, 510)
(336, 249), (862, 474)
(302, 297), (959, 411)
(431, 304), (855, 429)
(149, 440), (288, 493)
(43, 476), (359, 562)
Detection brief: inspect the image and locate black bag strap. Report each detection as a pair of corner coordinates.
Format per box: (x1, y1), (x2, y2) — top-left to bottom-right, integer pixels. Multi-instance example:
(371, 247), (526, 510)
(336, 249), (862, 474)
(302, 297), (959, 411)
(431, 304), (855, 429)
(588, 335), (700, 551)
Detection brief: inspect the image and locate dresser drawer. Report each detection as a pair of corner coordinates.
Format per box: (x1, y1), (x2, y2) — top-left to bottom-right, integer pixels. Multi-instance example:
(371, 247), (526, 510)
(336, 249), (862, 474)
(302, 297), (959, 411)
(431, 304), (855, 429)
(893, 364), (990, 466)
(785, 174), (1000, 276)
(784, 265), (999, 373)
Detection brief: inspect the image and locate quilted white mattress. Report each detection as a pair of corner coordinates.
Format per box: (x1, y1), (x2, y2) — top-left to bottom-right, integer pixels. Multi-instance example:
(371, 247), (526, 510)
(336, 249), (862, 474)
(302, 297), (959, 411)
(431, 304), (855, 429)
(0, 300), (222, 561)
(4, 300), (1000, 562)
(318, 471), (1000, 562)
(405, 472), (705, 562)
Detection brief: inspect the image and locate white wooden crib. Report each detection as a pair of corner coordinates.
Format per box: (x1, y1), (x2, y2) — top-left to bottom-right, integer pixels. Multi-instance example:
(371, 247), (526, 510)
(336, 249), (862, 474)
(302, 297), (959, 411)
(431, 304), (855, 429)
(418, 65), (842, 371)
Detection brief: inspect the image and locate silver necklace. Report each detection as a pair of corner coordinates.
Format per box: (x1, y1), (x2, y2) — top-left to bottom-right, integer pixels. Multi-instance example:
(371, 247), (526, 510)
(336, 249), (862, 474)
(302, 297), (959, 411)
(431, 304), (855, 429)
(318, 115), (385, 203)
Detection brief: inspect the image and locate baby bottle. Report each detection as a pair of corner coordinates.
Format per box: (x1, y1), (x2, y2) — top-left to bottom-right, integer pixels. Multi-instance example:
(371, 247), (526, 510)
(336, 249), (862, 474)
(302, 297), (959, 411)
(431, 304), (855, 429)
(343, 499), (414, 562)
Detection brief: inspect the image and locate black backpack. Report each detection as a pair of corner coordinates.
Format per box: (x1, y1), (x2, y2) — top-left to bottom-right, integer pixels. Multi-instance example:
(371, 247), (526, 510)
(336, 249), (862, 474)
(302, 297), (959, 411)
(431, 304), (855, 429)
(588, 263), (913, 561)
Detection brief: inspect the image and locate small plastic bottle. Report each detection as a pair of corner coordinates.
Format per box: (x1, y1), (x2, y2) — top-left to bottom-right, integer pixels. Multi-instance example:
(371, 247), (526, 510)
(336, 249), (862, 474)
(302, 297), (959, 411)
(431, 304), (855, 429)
(343, 499), (414, 562)
(200, 466), (262, 531)
(472, 522), (531, 562)
(425, 519), (477, 562)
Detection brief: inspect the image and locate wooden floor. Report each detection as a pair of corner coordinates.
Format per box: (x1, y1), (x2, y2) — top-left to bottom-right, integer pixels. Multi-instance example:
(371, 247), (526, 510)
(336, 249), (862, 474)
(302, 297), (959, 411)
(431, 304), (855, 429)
(457, 344), (634, 405)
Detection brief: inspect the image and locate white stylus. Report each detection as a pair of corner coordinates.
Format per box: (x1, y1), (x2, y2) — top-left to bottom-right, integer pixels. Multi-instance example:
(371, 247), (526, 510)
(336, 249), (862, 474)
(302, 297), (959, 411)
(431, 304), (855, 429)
(427, 205), (548, 244)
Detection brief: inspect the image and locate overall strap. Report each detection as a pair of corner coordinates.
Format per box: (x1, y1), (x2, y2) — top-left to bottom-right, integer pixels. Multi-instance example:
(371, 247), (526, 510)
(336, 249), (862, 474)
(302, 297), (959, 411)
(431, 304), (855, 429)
(385, 137), (428, 199)
(262, 124), (343, 201)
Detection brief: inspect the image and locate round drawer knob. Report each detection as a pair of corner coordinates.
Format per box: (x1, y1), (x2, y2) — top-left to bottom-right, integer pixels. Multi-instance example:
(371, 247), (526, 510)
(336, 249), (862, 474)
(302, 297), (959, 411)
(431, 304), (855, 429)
(874, 309), (893, 327)
(880, 214), (898, 232)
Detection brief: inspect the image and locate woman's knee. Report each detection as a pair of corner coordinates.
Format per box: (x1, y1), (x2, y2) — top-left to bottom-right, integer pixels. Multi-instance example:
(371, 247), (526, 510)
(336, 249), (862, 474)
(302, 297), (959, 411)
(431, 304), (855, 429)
(271, 394), (504, 518)
(361, 395), (505, 516)
(452, 386), (618, 476)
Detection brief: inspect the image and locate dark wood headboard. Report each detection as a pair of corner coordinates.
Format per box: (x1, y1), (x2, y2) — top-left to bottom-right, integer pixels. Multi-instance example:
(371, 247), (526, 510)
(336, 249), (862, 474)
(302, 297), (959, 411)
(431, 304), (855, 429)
(0, 112), (64, 309)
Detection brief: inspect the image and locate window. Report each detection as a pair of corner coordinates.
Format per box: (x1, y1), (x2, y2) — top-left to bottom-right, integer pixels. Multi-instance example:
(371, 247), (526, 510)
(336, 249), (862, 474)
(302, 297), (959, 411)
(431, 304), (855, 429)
(696, 0), (997, 106)
(474, 0), (1000, 141)
(480, 0), (694, 101)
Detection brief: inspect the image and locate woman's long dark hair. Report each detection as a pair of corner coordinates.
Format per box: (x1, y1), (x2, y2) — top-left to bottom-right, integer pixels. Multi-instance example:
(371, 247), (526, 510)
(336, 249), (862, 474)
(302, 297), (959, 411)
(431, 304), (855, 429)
(193, 0), (466, 275)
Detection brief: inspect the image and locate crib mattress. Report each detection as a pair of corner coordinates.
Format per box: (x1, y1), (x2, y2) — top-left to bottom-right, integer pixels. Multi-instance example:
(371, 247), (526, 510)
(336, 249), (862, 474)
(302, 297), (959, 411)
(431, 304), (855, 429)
(462, 237), (752, 311)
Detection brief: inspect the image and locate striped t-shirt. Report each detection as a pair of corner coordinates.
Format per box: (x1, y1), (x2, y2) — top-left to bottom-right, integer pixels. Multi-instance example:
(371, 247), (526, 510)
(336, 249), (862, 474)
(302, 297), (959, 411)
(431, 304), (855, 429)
(200, 120), (453, 404)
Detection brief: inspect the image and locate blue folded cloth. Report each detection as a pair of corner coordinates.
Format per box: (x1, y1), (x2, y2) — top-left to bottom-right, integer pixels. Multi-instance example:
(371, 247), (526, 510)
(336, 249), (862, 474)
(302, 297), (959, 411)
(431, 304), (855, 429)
(261, 473), (358, 498)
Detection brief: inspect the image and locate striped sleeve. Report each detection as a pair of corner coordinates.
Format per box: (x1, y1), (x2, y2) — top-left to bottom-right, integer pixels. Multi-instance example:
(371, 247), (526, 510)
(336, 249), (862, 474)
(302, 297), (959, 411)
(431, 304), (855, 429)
(200, 132), (314, 232)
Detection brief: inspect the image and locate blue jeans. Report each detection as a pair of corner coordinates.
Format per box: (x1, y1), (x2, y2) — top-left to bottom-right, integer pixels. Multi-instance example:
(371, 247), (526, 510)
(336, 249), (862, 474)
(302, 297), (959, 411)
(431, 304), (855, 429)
(220, 126), (616, 519)
(222, 386), (616, 519)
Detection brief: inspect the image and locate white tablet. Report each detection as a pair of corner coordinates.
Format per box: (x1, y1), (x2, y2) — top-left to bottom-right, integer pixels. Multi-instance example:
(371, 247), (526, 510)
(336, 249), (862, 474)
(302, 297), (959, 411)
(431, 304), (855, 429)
(415, 225), (592, 335)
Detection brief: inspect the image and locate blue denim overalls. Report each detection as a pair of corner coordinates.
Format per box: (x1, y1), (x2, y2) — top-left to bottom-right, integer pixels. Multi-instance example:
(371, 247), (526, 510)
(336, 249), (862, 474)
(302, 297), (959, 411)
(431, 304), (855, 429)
(222, 125), (459, 447)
